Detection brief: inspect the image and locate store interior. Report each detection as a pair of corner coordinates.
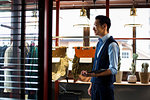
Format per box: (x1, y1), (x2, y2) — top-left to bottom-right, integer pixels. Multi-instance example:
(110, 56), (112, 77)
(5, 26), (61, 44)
(0, 0), (150, 100)
(52, 0), (150, 100)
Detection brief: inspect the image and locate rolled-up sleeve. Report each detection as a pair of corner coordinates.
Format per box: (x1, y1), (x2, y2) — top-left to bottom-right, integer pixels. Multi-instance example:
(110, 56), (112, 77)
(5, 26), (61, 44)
(108, 42), (119, 75)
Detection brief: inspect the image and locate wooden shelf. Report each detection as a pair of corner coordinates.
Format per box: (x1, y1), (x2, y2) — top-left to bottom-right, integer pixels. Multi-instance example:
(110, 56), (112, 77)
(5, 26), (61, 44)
(53, 80), (150, 86)
(114, 81), (150, 86)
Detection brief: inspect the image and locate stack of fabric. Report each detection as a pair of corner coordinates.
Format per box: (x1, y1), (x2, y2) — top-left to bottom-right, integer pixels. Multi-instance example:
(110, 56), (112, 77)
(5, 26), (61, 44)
(52, 56), (70, 80)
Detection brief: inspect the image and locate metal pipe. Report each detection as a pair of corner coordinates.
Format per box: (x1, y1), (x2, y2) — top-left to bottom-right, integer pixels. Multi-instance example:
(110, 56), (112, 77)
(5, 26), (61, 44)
(20, 0), (26, 99)
(56, 0), (60, 46)
(83, 8), (90, 47)
(43, 0), (53, 100)
(133, 27), (136, 53)
(106, 0), (109, 17)
(55, 1), (60, 100)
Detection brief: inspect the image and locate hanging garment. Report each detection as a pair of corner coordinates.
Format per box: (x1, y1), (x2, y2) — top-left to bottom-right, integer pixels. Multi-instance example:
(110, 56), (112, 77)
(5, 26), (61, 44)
(72, 55), (94, 81)
(0, 45), (8, 86)
(52, 56), (70, 80)
(24, 42), (30, 64)
(3, 43), (21, 93)
(0, 45), (8, 64)
(4, 45), (13, 92)
(26, 43), (38, 100)
(28, 45), (38, 88)
(29, 45), (38, 65)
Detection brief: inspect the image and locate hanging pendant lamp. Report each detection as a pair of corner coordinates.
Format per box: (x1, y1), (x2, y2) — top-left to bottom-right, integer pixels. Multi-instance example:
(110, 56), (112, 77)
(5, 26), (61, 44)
(125, 0), (142, 27)
(73, 0), (90, 27)
(130, 7), (137, 16)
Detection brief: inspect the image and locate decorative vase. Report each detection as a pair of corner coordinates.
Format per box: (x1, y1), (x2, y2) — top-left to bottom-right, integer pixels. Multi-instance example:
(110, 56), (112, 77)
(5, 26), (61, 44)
(139, 72), (150, 84)
(127, 75), (137, 83)
(116, 71), (123, 83)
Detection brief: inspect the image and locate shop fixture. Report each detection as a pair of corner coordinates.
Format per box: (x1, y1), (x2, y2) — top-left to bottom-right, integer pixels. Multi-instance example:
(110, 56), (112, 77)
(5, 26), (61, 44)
(73, 0), (90, 27)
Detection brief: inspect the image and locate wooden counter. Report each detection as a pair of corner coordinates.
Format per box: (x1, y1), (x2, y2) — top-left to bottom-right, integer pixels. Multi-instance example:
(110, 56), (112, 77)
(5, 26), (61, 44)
(52, 80), (150, 100)
(53, 80), (150, 85)
(114, 81), (150, 86)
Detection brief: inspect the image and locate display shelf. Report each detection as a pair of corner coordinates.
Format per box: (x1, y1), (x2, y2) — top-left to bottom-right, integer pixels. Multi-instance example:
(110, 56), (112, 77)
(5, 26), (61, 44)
(53, 79), (150, 86)
(114, 81), (150, 86)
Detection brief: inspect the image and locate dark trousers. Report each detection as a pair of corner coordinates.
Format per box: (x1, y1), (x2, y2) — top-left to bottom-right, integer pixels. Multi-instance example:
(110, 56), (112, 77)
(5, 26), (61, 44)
(91, 83), (114, 100)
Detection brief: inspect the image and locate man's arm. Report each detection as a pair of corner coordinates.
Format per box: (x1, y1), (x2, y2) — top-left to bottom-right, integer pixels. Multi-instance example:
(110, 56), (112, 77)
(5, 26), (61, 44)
(108, 42), (119, 75)
(84, 69), (112, 77)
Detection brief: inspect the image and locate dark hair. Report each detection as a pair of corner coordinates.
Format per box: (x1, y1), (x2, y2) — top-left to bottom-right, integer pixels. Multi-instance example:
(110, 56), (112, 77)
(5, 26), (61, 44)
(95, 15), (111, 32)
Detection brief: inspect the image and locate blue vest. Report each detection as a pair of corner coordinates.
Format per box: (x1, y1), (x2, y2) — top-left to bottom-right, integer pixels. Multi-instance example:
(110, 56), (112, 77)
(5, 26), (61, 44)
(91, 36), (118, 85)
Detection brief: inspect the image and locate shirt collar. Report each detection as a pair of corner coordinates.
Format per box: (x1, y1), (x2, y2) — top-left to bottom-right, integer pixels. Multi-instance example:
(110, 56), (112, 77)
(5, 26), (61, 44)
(98, 34), (110, 43)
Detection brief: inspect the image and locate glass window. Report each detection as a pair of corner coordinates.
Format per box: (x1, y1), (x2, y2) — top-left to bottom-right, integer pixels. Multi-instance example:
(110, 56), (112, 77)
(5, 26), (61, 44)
(0, 1), (39, 99)
(52, 8), (150, 72)
(122, 52), (129, 58)
(53, 9), (84, 37)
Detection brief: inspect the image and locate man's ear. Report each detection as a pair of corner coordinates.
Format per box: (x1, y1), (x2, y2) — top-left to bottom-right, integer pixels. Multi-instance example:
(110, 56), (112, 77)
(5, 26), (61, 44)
(102, 24), (107, 29)
(102, 24), (108, 32)
(102, 25), (105, 28)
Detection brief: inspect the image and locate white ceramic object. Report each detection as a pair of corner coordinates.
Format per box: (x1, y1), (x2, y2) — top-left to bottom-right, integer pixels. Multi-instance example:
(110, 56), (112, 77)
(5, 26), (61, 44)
(127, 75), (137, 83)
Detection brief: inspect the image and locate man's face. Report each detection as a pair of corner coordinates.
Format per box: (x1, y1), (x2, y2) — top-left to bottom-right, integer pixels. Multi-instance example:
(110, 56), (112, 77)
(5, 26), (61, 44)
(93, 19), (104, 37)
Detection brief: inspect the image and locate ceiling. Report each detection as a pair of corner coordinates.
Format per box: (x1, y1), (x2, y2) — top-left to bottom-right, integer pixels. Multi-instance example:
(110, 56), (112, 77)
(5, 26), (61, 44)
(0, 0), (38, 10)
(53, 0), (150, 9)
(0, 0), (149, 10)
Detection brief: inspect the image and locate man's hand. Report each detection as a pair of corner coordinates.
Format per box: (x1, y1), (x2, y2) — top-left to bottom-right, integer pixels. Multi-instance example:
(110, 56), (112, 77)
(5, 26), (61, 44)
(81, 70), (88, 76)
(88, 83), (92, 96)
(81, 70), (96, 77)
(86, 72), (96, 77)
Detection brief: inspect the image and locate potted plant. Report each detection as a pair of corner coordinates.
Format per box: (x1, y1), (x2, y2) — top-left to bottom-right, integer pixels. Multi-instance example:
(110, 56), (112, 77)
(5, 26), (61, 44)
(116, 55), (123, 83)
(139, 63), (150, 84)
(127, 53), (138, 83)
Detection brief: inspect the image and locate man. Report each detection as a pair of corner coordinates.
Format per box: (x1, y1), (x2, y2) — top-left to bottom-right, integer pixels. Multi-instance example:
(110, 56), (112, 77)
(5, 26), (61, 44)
(81, 15), (119, 100)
